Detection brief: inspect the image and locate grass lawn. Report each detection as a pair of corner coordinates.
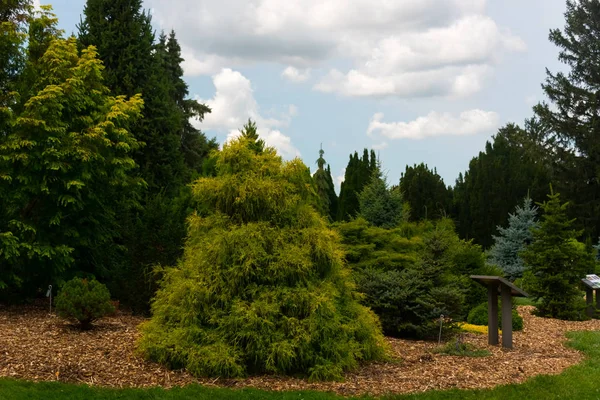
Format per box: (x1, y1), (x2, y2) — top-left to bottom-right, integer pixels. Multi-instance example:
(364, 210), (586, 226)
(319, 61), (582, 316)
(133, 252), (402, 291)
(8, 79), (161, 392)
(1, 331), (599, 400)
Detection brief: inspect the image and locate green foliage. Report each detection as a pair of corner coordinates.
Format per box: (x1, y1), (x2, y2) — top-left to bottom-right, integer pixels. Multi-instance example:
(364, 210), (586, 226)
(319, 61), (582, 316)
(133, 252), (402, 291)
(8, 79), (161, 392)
(0, 27), (143, 294)
(432, 339), (491, 357)
(337, 149), (377, 221)
(358, 171), (404, 228)
(138, 138), (386, 381)
(239, 119), (265, 154)
(533, 0), (600, 241)
(336, 218), (487, 339)
(399, 163), (452, 221)
(467, 302), (524, 331)
(55, 277), (114, 329)
(521, 189), (596, 320)
(313, 146), (337, 220)
(489, 197), (538, 280)
(453, 124), (550, 247)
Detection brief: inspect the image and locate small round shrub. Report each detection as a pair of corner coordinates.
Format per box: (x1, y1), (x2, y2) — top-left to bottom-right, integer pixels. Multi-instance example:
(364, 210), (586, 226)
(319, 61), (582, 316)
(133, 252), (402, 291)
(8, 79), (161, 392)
(55, 277), (115, 329)
(467, 302), (523, 331)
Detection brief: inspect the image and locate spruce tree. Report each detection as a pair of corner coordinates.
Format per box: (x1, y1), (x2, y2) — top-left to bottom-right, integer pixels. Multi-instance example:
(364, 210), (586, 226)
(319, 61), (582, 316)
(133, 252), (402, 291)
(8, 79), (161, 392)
(521, 189), (595, 320)
(138, 137), (385, 380)
(358, 167), (404, 229)
(489, 197), (538, 280)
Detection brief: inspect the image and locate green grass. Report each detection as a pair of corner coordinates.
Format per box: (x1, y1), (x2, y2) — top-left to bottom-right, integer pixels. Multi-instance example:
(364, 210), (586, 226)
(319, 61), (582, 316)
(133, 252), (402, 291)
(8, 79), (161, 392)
(1, 331), (599, 400)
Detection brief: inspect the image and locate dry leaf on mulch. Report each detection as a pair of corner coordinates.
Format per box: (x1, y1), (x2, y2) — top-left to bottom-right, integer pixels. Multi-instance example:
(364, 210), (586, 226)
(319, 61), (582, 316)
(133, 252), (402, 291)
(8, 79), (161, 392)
(1, 303), (599, 397)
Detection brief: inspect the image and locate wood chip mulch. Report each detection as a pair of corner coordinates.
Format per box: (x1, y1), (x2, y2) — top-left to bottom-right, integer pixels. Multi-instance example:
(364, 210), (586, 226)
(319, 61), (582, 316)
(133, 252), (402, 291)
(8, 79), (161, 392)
(1, 304), (599, 397)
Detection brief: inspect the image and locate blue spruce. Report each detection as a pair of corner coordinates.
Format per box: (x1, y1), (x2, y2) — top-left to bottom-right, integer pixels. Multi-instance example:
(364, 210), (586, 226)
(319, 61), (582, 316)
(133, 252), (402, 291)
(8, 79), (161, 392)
(489, 197), (538, 280)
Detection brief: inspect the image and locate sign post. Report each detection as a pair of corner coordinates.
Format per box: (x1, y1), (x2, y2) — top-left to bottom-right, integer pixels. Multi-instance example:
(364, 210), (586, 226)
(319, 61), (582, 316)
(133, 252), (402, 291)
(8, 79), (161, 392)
(470, 275), (529, 349)
(581, 274), (600, 317)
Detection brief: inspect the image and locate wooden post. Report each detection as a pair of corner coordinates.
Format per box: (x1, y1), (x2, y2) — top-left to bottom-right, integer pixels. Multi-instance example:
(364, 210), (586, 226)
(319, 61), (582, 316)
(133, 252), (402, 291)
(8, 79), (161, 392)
(596, 289), (600, 313)
(586, 288), (594, 317)
(488, 283), (499, 345)
(501, 284), (513, 349)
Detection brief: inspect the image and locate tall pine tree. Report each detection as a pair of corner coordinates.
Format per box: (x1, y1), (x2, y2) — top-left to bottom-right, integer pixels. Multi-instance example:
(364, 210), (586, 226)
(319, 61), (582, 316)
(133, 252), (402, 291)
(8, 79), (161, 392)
(534, 0), (600, 241)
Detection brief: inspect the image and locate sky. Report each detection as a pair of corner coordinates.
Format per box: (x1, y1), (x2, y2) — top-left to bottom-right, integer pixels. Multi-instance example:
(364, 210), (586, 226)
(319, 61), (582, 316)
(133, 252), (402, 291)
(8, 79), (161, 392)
(41, 0), (568, 191)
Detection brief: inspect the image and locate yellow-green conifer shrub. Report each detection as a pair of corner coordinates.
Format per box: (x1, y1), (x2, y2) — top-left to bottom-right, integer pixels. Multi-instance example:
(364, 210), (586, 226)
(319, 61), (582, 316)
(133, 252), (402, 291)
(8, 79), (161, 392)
(138, 138), (386, 381)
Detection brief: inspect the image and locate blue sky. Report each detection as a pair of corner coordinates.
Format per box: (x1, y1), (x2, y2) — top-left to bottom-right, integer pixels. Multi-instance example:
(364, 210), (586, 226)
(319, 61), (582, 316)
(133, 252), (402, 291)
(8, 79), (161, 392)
(43, 0), (567, 190)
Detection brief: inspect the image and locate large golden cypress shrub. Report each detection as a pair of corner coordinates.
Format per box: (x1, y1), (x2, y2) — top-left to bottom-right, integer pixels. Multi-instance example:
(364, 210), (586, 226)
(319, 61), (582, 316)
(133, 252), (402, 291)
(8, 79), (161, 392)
(137, 138), (386, 381)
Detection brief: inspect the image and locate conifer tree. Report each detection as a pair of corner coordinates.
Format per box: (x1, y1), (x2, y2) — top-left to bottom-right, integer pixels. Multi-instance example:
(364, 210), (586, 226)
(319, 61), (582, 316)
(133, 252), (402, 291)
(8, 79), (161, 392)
(324, 165), (338, 221)
(358, 167), (404, 229)
(313, 146), (335, 218)
(337, 149), (377, 221)
(489, 197), (538, 280)
(239, 118), (265, 154)
(521, 189), (595, 320)
(400, 163), (451, 221)
(138, 137), (385, 380)
(452, 124), (550, 247)
(533, 0), (600, 240)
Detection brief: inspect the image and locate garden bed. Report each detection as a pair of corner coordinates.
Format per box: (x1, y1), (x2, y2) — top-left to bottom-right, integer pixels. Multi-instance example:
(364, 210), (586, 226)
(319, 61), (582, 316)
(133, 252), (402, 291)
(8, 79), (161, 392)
(1, 304), (599, 397)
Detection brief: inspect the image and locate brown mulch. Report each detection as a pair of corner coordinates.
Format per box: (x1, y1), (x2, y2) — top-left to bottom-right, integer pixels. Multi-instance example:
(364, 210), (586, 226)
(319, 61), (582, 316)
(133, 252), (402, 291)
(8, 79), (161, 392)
(1, 304), (599, 397)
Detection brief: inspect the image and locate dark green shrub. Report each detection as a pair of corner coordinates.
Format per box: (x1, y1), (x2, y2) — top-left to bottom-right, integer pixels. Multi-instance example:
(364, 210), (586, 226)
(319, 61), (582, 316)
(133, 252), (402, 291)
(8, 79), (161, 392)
(55, 277), (114, 329)
(467, 302), (523, 331)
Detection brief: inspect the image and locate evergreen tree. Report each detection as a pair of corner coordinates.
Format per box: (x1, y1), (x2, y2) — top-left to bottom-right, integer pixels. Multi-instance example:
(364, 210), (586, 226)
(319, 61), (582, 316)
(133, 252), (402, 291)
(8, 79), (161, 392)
(164, 30), (216, 176)
(489, 197), (538, 280)
(239, 118), (265, 154)
(534, 0), (600, 241)
(594, 237), (600, 261)
(312, 146), (337, 219)
(138, 137), (385, 380)
(325, 165), (338, 221)
(358, 168), (404, 228)
(453, 123), (550, 247)
(337, 149), (377, 221)
(399, 163), (451, 221)
(521, 189), (595, 320)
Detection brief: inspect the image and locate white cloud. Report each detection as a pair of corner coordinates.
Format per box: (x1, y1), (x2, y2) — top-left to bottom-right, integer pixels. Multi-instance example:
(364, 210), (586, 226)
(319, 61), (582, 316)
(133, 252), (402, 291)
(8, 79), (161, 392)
(148, 0), (525, 98)
(195, 68), (300, 158)
(335, 168), (346, 193)
(367, 110), (500, 140)
(371, 142), (388, 150)
(281, 66), (311, 83)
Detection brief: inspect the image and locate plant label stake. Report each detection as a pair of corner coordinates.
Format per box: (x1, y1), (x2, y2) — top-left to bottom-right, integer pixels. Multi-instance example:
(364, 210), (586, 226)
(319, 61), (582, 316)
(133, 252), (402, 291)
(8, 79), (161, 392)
(438, 314), (444, 344)
(46, 285), (52, 314)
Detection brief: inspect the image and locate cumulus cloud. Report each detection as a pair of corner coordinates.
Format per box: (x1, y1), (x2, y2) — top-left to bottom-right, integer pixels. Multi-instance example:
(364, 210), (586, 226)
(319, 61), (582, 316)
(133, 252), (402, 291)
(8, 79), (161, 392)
(281, 66), (311, 82)
(194, 68), (300, 158)
(367, 110), (500, 140)
(147, 0), (525, 98)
